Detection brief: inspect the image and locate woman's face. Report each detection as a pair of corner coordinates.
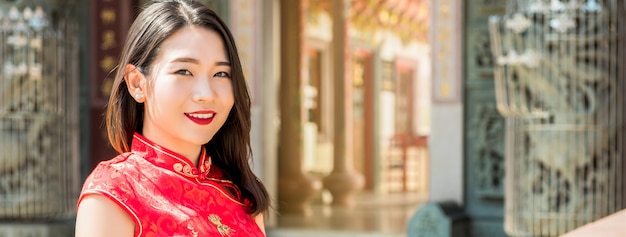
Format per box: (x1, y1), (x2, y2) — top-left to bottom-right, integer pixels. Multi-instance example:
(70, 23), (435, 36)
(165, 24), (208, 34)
(139, 26), (234, 159)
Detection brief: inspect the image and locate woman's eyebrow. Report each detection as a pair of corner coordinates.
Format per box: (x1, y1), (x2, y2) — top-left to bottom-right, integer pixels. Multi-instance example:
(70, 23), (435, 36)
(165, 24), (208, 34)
(215, 61), (231, 66)
(171, 57), (199, 64)
(170, 57), (230, 67)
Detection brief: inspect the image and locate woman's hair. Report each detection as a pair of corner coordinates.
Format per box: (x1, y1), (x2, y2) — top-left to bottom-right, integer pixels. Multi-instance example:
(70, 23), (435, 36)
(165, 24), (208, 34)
(105, 0), (269, 215)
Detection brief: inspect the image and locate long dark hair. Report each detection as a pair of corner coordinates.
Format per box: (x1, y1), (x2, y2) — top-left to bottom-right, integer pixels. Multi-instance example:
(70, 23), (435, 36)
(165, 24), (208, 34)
(104, 0), (269, 215)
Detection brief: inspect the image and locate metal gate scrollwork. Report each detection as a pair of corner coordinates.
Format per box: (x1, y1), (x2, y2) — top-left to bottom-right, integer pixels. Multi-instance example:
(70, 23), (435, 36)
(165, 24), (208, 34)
(489, 0), (625, 236)
(0, 4), (79, 219)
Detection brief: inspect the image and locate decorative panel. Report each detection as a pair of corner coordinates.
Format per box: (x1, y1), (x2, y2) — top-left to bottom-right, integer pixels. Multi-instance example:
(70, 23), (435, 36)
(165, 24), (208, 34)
(464, 0), (507, 236)
(466, 90), (505, 199)
(88, 0), (135, 170)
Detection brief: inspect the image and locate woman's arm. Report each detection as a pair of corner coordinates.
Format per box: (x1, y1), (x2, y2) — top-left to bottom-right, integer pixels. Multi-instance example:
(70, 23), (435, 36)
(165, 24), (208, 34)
(255, 213), (266, 236)
(75, 194), (135, 237)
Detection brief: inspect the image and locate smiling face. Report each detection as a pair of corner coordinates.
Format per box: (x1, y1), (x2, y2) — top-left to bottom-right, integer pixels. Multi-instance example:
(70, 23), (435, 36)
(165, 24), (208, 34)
(127, 26), (234, 161)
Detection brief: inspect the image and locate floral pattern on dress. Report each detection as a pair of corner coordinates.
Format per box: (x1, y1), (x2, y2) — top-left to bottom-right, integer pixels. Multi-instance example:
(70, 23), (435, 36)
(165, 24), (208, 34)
(78, 133), (264, 237)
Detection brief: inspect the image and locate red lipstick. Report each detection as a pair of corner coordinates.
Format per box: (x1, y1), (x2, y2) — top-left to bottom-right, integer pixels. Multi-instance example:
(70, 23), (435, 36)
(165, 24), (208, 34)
(185, 111), (215, 125)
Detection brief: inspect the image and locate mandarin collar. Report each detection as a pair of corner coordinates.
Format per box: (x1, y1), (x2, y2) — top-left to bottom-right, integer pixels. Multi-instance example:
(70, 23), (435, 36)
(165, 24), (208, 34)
(131, 132), (211, 179)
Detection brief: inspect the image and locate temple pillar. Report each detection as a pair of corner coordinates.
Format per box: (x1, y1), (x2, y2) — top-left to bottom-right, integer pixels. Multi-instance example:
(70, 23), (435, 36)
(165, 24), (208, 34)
(277, 0), (322, 215)
(322, 0), (364, 207)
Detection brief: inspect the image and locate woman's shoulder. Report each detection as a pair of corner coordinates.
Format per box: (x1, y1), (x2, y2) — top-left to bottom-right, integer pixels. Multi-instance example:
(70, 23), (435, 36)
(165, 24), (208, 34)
(90, 152), (144, 174)
(97, 152), (135, 166)
(75, 194), (136, 237)
(79, 153), (141, 200)
(77, 153), (141, 237)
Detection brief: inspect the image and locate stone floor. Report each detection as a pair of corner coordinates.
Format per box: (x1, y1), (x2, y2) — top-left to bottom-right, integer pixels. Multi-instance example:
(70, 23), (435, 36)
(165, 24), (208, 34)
(267, 192), (427, 237)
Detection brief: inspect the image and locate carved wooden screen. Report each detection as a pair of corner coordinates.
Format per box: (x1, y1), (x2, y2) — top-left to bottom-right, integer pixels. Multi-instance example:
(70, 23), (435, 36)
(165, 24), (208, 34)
(0, 5), (79, 219)
(489, 0), (625, 236)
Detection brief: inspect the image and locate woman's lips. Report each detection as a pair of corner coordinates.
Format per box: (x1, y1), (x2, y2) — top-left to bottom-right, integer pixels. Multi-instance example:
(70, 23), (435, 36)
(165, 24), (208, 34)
(185, 112), (215, 125)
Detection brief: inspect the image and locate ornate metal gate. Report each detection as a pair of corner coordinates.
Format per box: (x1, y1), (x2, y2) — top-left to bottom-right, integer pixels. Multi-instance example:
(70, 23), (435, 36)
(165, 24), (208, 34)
(0, 5), (79, 219)
(489, 0), (625, 236)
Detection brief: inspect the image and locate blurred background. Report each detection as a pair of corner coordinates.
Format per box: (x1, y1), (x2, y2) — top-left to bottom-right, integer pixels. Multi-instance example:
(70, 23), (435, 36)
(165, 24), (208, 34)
(0, 0), (624, 236)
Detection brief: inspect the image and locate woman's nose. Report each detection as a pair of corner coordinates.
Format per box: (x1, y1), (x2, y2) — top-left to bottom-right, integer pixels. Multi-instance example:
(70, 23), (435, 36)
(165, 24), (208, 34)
(192, 78), (216, 103)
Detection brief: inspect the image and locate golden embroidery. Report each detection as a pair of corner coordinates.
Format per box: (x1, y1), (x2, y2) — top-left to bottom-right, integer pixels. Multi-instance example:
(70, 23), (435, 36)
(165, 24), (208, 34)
(208, 214), (233, 236)
(201, 157), (211, 173)
(187, 223), (198, 237)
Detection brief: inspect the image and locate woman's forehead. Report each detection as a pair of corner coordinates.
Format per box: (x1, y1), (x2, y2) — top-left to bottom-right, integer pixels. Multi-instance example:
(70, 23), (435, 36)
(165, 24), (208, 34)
(156, 26), (228, 63)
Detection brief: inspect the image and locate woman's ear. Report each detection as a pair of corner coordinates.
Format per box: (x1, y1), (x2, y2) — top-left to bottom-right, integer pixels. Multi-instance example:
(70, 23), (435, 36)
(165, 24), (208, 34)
(125, 64), (146, 103)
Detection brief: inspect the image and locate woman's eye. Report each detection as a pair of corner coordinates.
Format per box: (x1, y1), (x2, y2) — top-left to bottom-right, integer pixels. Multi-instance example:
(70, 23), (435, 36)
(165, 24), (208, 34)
(175, 69), (192, 75)
(214, 71), (231, 78)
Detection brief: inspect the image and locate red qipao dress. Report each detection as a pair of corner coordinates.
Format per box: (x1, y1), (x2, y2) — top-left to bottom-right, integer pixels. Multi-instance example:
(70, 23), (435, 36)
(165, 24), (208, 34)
(78, 133), (265, 237)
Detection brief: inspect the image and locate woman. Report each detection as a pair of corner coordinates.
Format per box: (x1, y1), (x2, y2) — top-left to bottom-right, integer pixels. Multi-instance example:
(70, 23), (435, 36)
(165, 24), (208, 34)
(75, 0), (270, 236)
